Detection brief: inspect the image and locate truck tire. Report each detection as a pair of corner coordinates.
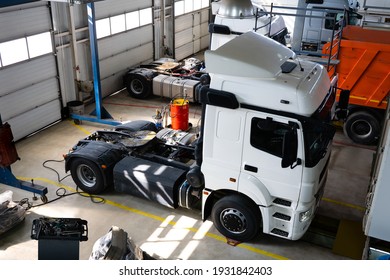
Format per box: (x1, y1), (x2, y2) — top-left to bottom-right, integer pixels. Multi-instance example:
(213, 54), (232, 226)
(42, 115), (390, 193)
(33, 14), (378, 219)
(343, 111), (380, 145)
(70, 158), (106, 194)
(211, 195), (261, 242)
(126, 73), (152, 99)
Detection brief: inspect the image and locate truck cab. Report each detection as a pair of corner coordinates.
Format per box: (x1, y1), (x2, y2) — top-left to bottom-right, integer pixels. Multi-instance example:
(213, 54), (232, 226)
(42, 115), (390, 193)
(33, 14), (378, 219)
(201, 31), (338, 240)
(301, 0), (360, 52)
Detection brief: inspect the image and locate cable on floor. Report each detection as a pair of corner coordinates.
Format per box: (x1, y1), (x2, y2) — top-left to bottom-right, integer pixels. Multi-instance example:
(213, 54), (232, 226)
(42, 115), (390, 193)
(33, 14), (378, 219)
(43, 159), (106, 204)
(15, 159), (106, 209)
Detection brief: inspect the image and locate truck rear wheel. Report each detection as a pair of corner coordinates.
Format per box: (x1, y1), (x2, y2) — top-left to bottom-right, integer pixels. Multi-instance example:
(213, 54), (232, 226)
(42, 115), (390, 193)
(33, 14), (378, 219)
(70, 158), (106, 194)
(211, 195), (261, 242)
(126, 73), (152, 99)
(343, 111), (380, 145)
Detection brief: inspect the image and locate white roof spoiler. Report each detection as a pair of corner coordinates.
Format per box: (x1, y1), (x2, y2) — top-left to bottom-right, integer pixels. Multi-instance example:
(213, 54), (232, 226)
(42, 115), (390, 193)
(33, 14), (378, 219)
(205, 31), (295, 78)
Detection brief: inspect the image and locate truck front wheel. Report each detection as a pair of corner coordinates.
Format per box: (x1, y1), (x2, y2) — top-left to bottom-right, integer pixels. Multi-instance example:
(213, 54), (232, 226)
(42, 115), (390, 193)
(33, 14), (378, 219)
(211, 195), (261, 242)
(343, 111), (380, 145)
(70, 158), (106, 194)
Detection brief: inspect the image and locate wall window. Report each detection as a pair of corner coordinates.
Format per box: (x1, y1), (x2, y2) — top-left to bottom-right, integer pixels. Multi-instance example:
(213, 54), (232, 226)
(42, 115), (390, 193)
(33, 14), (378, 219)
(175, 0), (210, 17)
(0, 31), (52, 68)
(139, 8), (152, 26)
(96, 8), (153, 39)
(96, 18), (111, 39)
(126, 11), (139, 30)
(27, 32), (53, 58)
(110, 14), (126, 34)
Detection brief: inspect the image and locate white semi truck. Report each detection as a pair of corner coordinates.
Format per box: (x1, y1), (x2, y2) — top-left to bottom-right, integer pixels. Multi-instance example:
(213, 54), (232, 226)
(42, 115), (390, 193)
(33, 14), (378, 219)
(65, 32), (348, 242)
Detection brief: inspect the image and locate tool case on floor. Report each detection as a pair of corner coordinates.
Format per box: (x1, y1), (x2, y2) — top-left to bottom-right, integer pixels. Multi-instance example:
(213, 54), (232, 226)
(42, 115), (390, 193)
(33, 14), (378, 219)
(31, 217), (88, 260)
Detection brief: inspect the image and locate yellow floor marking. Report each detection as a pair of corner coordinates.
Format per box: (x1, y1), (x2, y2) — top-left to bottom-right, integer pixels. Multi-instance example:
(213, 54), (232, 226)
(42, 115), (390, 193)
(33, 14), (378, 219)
(321, 197), (366, 212)
(17, 177), (288, 260)
(69, 119), (92, 135)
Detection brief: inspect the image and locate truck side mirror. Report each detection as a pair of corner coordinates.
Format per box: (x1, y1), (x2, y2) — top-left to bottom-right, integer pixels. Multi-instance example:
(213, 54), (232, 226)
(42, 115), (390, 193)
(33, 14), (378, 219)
(336, 89), (350, 120)
(208, 23), (231, 35)
(281, 129), (299, 168)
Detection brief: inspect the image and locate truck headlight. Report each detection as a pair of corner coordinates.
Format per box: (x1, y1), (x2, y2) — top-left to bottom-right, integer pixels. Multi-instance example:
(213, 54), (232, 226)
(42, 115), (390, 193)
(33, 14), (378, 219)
(299, 208), (313, 222)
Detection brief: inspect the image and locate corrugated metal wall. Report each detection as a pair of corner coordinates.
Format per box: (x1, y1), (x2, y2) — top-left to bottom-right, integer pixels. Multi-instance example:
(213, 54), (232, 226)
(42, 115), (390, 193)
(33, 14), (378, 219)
(175, 8), (209, 61)
(0, 2), (61, 141)
(95, 0), (154, 98)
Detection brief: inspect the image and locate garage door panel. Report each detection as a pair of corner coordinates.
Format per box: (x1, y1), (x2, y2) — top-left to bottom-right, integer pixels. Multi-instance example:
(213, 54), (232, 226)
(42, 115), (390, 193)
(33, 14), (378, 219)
(193, 25), (201, 40)
(95, 0), (152, 19)
(0, 78), (59, 121)
(98, 26), (153, 59)
(193, 39), (201, 54)
(0, 4), (62, 141)
(175, 43), (194, 61)
(0, 55), (57, 97)
(7, 99), (62, 142)
(201, 34), (210, 50)
(175, 29), (194, 48)
(101, 70), (128, 98)
(0, 4), (50, 41)
(193, 12), (200, 26)
(99, 42), (153, 80)
(175, 15), (193, 33)
(200, 22), (209, 35)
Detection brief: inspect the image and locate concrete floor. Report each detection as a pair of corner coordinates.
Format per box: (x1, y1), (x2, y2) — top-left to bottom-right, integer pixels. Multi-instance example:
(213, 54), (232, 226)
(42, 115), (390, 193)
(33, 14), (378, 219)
(0, 89), (378, 260)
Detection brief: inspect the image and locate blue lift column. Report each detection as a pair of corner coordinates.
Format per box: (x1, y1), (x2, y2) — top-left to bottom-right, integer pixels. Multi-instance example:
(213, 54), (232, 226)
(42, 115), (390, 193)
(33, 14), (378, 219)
(70, 3), (121, 126)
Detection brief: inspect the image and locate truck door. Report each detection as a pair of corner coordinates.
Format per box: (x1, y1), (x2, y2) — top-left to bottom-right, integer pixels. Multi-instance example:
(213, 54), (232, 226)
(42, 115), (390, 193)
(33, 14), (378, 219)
(239, 112), (304, 204)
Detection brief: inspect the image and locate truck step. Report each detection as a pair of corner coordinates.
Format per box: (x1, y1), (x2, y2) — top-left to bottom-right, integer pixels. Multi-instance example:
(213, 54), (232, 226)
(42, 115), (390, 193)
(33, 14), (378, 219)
(273, 212), (291, 221)
(273, 198), (291, 207)
(271, 228), (289, 237)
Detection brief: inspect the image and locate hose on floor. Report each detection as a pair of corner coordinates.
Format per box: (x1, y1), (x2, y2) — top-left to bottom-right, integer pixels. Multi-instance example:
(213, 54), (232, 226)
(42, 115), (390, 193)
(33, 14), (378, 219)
(42, 159), (106, 205)
(15, 159), (105, 209)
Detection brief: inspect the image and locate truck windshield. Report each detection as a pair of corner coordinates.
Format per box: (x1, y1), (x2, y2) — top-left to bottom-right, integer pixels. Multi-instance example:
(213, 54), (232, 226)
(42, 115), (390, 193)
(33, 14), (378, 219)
(302, 120), (335, 168)
(303, 86), (336, 167)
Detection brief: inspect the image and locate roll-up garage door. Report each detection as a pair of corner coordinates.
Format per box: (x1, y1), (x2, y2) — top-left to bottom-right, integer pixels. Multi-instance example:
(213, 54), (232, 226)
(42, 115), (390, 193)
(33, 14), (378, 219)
(175, 8), (209, 61)
(0, 2), (61, 141)
(95, 0), (154, 98)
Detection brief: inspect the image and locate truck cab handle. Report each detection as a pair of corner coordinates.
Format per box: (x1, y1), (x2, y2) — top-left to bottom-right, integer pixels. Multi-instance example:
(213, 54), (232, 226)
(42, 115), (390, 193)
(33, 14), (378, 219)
(244, 164), (258, 173)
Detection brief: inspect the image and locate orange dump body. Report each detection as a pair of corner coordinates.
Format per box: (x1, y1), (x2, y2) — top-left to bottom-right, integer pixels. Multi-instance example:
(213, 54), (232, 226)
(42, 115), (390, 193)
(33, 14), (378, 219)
(323, 25), (390, 110)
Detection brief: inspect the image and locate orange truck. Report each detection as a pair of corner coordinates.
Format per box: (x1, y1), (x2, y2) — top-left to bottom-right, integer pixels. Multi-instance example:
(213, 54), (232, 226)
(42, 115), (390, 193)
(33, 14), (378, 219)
(323, 25), (390, 145)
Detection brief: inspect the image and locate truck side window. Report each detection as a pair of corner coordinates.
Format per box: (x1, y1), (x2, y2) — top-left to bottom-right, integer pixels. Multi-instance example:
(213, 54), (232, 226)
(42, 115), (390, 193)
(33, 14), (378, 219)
(325, 12), (343, 30)
(250, 117), (292, 158)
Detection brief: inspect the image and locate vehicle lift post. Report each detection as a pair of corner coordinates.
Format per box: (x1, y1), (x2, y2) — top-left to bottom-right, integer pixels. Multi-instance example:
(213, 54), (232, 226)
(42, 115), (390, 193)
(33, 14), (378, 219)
(0, 114), (48, 202)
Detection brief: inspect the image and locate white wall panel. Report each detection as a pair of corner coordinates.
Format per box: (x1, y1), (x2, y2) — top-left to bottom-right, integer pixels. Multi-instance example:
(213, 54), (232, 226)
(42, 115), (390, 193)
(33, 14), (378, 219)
(0, 78), (58, 121)
(175, 28), (194, 48)
(0, 4), (50, 41)
(6, 100), (62, 142)
(174, 8), (210, 61)
(98, 26), (153, 60)
(95, 0), (152, 19)
(95, 1), (153, 97)
(0, 4), (61, 141)
(100, 42), (154, 97)
(0, 55), (57, 97)
(175, 43), (195, 61)
(175, 14), (193, 32)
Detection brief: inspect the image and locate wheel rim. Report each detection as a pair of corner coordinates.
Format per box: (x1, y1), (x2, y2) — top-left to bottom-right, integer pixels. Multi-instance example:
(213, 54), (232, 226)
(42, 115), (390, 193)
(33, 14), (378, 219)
(130, 79), (143, 95)
(351, 119), (372, 139)
(76, 163), (96, 188)
(219, 208), (247, 234)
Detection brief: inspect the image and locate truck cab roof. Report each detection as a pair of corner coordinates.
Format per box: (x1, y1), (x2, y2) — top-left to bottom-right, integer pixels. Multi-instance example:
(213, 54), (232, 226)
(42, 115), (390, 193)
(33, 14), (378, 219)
(205, 31), (332, 117)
